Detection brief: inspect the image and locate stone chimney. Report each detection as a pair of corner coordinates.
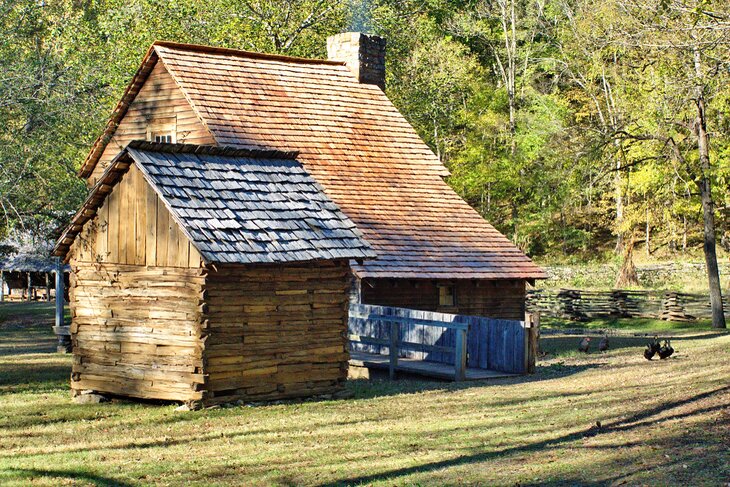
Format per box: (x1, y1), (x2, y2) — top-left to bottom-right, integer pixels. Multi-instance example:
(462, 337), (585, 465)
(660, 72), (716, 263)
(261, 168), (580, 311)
(327, 32), (386, 90)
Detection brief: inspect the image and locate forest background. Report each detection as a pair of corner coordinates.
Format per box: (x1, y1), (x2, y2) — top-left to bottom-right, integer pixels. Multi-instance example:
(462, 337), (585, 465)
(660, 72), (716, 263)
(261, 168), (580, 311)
(1, 0), (728, 311)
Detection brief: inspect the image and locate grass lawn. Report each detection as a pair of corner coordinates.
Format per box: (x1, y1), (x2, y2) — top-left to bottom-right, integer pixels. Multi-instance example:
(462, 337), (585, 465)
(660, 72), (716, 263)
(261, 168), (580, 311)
(0, 302), (729, 486)
(542, 315), (717, 332)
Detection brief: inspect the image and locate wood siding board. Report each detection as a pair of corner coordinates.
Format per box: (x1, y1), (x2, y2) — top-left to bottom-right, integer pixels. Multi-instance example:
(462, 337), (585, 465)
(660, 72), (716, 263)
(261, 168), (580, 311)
(156, 196), (169, 266)
(133, 167), (147, 265)
(107, 181), (120, 262)
(146, 179), (158, 265)
(88, 61), (215, 185)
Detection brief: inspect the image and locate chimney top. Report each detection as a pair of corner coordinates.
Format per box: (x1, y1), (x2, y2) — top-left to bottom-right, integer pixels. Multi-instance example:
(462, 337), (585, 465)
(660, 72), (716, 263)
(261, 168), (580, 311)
(327, 32), (386, 90)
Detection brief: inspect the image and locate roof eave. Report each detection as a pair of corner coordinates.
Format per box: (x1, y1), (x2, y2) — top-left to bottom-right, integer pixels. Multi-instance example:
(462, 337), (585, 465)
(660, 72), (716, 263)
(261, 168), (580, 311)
(152, 40), (346, 66)
(77, 46), (160, 179)
(54, 149), (136, 260)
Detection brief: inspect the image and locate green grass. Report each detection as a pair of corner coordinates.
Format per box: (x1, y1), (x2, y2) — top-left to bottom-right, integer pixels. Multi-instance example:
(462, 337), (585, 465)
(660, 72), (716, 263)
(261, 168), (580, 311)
(533, 257), (730, 293)
(542, 316), (716, 332)
(0, 305), (729, 485)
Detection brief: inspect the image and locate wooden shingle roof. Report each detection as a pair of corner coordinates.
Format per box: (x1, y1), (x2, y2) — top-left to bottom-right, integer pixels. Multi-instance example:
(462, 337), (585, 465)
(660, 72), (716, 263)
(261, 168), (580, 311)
(56, 141), (375, 264)
(79, 41), (546, 280)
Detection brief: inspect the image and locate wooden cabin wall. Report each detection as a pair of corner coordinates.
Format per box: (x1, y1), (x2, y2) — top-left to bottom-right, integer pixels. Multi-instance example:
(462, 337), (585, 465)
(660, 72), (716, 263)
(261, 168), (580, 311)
(88, 61), (215, 185)
(72, 165), (202, 268)
(69, 264), (206, 402)
(69, 165), (207, 403)
(203, 260), (351, 405)
(361, 279), (526, 320)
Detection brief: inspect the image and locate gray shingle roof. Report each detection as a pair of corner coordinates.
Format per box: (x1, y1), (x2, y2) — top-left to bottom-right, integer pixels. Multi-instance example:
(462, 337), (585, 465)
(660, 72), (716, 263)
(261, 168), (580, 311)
(55, 141), (375, 264)
(0, 254), (71, 273)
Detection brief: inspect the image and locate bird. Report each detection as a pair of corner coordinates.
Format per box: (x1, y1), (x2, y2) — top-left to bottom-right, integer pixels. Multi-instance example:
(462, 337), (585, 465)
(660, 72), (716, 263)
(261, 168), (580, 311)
(658, 339), (674, 359)
(644, 336), (661, 360)
(643, 345), (656, 361)
(650, 336), (661, 354)
(578, 337), (591, 353)
(598, 335), (609, 352)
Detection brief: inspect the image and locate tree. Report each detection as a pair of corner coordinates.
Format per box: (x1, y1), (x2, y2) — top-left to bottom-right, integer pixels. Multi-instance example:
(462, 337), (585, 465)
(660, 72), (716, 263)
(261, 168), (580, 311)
(604, 0), (729, 327)
(0, 0), (346, 243)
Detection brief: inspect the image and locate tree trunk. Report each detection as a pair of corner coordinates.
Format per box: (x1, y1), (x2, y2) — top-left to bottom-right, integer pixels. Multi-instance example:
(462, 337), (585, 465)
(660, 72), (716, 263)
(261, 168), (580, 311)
(694, 48), (725, 328)
(698, 171), (725, 328)
(614, 167), (624, 253)
(645, 205), (650, 257)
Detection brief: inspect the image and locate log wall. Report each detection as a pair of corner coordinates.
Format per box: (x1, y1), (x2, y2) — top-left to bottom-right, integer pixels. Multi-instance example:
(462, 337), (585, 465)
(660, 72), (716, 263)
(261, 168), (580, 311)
(361, 278), (526, 320)
(89, 61), (215, 185)
(203, 261), (351, 404)
(70, 164), (207, 403)
(69, 263), (206, 402)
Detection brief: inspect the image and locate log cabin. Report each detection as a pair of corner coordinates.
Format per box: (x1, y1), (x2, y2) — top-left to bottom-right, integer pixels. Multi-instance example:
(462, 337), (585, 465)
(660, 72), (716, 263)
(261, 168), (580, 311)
(55, 32), (545, 405)
(54, 142), (374, 406)
(74, 32), (545, 317)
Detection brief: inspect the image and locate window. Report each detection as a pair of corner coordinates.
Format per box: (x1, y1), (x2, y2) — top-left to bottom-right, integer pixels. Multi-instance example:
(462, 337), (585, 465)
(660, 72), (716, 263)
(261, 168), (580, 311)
(153, 133), (173, 144)
(438, 285), (455, 307)
(146, 117), (177, 144)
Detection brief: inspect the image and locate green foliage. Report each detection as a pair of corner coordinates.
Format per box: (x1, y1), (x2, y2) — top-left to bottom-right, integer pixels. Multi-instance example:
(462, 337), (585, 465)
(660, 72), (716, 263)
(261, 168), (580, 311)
(0, 0), (728, 263)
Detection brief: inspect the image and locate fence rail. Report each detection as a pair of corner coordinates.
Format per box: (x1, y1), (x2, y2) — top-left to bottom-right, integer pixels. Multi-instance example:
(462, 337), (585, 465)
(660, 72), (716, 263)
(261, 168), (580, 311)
(348, 303), (535, 380)
(527, 289), (728, 322)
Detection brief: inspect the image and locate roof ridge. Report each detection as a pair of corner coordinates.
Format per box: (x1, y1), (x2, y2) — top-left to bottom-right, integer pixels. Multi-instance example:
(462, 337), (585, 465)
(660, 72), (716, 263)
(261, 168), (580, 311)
(153, 41), (346, 66)
(126, 140), (299, 160)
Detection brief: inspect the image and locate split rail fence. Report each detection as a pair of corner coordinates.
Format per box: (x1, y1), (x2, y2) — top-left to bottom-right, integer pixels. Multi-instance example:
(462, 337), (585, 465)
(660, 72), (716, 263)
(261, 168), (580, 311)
(527, 289), (728, 322)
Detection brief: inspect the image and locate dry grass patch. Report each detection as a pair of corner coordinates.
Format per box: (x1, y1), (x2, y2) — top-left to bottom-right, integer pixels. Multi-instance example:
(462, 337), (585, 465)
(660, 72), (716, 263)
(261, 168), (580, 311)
(0, 302), (728, 486)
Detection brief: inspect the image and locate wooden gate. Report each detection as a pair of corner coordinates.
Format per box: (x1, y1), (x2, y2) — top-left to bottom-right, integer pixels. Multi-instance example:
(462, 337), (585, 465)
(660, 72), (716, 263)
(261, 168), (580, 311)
(348, 303), (537, 379)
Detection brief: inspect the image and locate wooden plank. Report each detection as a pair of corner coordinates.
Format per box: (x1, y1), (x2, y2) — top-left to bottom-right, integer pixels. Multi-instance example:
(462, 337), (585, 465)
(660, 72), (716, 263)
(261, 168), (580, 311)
(167, 205), (180, 267)
(145, 182), (157, 265)
(176, 223), (190, 268)
(454, 328), (466, 381)
(348, 312), (469, 330)
(156, 196), (169, 266)
(134, 167), (147, 265)
(188, 242), (200, 268)
(89, 61), (214, 185)
(389, 319), (398, 380)
(95, 198), (109, 262)
(350, 351), (517, 381)
(107, 183), (120, 262)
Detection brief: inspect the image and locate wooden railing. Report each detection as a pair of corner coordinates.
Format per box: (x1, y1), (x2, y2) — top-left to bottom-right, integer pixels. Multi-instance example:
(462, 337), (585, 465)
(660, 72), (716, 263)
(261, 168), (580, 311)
(348, 303), (535, 380)
(349, 303), (469, 380)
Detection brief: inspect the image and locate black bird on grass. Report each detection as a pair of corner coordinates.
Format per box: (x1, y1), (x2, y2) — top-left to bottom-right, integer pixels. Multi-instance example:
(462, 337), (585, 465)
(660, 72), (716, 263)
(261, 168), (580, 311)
(658, 339), (674, 359)
(644, 336), (662, 360)
(644, 345), (656, 360)
(578, 337), (591, 353)
(598, 335), (609, 352)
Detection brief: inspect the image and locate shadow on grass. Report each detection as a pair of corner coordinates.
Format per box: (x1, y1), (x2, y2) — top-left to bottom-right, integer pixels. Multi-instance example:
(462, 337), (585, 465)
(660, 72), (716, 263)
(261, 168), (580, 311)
(0, 361), (69, 394)
(2, 468), (134, 487)
(346, 362), (600, 401)
(318, 384), (730, 487)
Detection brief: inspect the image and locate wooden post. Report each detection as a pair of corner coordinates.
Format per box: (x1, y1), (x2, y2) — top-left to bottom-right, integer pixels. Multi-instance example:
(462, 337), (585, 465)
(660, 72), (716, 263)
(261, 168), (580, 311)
(525, 312), (540, 374)
(0, 270), (4, 302)
(454, 328), (467, 382)
(55, 259), (64, 328)
(389, 321), (398, 379)
(45, 272), (51, 302)
(26, 272), (32, 301)
(349, 275), (362, 305)
(54, 258), (71, 354)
